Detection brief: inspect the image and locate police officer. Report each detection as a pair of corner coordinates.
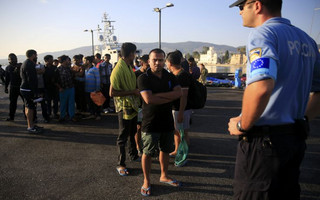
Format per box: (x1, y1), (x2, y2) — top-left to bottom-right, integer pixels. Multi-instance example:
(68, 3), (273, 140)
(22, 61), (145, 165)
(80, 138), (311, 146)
(228, 0), (320, 199)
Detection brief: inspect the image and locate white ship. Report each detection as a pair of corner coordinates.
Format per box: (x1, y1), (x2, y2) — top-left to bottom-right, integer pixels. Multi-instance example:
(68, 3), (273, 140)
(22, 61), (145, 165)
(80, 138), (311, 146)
(96, 13), (141, 66)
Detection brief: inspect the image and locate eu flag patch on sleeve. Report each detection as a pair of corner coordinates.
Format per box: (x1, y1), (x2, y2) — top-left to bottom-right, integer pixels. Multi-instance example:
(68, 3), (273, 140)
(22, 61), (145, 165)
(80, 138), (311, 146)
(251, 58), (270, 72)
(248, 57), (277, 83)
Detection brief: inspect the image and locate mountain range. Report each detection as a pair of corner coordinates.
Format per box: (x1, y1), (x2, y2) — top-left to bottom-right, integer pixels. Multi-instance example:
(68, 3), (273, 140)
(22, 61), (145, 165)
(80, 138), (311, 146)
(1, 41), (319, 66)
(0, 41), (239, 65)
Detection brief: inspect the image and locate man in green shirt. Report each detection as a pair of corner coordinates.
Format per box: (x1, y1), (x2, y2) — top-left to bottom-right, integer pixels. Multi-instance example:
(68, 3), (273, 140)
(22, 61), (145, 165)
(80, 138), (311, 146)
(110, 43), (140, 176)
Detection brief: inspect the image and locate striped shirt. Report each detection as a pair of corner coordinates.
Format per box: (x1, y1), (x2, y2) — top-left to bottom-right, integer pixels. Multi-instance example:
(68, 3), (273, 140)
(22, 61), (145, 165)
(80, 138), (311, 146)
(85, 65), (100, 92)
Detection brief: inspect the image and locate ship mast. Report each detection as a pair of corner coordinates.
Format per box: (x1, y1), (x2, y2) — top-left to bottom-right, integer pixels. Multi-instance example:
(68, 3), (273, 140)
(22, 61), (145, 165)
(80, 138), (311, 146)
(98, 12), (119, 50)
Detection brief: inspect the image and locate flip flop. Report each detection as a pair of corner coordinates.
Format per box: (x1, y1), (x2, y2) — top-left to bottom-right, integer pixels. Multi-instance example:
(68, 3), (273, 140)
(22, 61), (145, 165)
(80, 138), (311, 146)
(141, 186), (151, 196)
(160, 179), (181, 187)
(116, 167), (129, 176)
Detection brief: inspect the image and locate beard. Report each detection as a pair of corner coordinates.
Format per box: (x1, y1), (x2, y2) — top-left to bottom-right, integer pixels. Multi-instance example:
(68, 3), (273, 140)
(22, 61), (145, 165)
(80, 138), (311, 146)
(33, 57), (38, 63)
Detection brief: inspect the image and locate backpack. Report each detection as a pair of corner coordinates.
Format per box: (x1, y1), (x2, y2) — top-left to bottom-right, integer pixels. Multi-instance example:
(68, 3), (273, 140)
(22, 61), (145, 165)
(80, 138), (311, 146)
(188, 78), (207, 109)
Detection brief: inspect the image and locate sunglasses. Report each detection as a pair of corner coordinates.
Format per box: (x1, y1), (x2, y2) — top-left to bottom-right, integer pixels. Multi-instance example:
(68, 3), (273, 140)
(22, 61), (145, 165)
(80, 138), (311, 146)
(239, 1), (256, 11)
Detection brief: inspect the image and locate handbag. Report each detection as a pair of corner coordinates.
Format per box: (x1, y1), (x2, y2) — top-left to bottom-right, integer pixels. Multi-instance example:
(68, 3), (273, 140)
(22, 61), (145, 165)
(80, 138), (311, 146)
(90, 91), (106, 106)
(174, 124), (189, 167)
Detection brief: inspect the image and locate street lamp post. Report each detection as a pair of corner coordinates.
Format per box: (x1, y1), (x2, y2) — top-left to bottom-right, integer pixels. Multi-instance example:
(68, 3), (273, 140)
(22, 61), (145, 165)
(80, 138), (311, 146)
(154, 3), (174, 49)
(84, 27), (101, 55)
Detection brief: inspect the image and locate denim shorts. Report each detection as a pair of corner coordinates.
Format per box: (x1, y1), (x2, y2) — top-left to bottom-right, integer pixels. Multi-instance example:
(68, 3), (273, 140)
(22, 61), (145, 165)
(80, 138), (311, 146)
(141, 131), (174, 157)
(172, 109), (192, 130)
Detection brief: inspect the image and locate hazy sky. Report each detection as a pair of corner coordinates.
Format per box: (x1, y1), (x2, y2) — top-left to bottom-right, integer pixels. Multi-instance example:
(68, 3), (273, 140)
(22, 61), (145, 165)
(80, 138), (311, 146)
(0, 0), (319, 59)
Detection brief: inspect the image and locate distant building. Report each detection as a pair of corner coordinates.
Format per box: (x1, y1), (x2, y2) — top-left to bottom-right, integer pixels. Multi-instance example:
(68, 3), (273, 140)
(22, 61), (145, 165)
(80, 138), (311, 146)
(230, 53), (247, 65)
(199, 47), (218, 64)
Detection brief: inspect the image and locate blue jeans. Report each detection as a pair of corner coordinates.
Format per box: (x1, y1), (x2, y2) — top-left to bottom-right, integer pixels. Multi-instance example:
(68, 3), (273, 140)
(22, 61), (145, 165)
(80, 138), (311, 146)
(59, 87), (75, 119)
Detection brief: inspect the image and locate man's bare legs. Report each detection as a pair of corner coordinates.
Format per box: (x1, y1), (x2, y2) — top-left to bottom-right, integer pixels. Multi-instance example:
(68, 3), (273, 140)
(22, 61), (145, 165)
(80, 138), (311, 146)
(170, 129), (190, 156)
(170, 130), (180, 156)
(141, 154), (152, 195)
(159, 151), (179, 186)
(25, 107), (34, 129)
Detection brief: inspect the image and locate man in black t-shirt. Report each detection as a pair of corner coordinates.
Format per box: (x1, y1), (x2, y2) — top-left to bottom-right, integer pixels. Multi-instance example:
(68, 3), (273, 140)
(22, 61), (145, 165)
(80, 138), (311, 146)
(20, 49), (42, 134)
(166, 51), (192, 159)
(44, 55), (59, 119)
(137, 49), (182, 197)
(5, 53), (24, 121)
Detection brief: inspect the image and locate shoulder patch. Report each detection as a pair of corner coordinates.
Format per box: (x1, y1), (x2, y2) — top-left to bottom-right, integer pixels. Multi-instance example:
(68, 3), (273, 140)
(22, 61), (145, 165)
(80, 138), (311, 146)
(249, 48), (262, 63)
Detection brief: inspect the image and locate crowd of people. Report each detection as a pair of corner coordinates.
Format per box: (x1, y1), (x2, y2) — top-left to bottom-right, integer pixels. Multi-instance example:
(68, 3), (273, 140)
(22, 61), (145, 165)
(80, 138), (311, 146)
(2, 49), (208, 132)
(2, 45), (205, 196)
(3, 51), (116, 129)
(2, 0), (320, 198)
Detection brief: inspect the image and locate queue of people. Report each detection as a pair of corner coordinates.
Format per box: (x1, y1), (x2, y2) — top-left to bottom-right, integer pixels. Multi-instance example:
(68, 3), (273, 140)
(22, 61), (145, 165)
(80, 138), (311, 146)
(3, 50), (115, 133)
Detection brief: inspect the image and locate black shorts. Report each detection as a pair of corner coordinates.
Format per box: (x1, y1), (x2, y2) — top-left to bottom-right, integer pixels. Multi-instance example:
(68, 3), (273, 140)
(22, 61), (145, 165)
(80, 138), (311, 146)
(20, 90), (36, 109)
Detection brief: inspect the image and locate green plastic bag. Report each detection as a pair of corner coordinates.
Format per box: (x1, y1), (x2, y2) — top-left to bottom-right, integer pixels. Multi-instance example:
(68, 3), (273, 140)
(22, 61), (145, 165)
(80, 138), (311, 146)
(174, 125), (189, 167)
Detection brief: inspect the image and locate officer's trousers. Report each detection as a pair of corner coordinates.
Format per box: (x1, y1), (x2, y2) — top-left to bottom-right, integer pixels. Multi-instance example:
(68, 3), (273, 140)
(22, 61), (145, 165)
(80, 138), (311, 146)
(233, 134), (306, 200)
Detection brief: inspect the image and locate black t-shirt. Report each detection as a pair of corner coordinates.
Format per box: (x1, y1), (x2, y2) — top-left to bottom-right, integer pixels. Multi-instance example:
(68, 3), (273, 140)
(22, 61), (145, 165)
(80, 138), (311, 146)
(44, 65), (58, 90)
(181, 60), (189, 73)
(135, 69), (144, 79)
(172, 70), (192, 111)
(135, 69), (145, 107)
(137, 68), (179, 132)
(20, 59), (38, 94)
(5, 64), (22, 88)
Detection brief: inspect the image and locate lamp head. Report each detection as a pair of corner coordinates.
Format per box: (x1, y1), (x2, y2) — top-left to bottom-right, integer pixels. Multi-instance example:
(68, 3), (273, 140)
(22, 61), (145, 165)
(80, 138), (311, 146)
(166, 3), (174, 7)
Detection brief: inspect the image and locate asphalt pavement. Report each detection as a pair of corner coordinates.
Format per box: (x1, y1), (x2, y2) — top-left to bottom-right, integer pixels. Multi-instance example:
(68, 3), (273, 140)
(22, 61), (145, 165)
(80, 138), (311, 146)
(0, 85), (319, 200)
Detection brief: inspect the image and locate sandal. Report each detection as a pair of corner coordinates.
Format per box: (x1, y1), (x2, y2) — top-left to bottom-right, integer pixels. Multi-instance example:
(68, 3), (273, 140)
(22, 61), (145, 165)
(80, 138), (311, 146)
(141, 186), (151, 196)
(116, 167), (129, 176)
(160, 179), (181, 187)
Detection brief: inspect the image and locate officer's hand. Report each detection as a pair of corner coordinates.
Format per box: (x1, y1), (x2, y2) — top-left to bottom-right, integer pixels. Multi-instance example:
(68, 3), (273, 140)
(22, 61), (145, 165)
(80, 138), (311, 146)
(228, 116), (243, 136)
(5, 88), (8, 94)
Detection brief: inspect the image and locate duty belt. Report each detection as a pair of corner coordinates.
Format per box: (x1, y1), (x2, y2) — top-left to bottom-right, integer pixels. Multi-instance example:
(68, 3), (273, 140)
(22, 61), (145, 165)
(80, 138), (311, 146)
(239, 118), (309, 142)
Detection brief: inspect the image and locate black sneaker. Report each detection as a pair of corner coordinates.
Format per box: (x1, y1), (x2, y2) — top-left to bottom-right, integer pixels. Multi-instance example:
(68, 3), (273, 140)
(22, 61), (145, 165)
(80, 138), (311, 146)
(27, 127), (43, 134)
(6, 117), (14, 121)
(34, 125), (44, 129)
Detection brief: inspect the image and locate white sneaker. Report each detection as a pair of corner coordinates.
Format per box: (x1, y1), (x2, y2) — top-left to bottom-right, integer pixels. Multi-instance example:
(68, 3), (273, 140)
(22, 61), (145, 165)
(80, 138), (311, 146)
(33, 97), (44, 103)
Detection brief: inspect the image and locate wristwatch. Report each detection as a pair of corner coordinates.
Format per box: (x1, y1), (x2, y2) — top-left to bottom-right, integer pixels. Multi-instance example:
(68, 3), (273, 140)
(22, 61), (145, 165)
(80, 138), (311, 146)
(237, 121), (247, 132)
